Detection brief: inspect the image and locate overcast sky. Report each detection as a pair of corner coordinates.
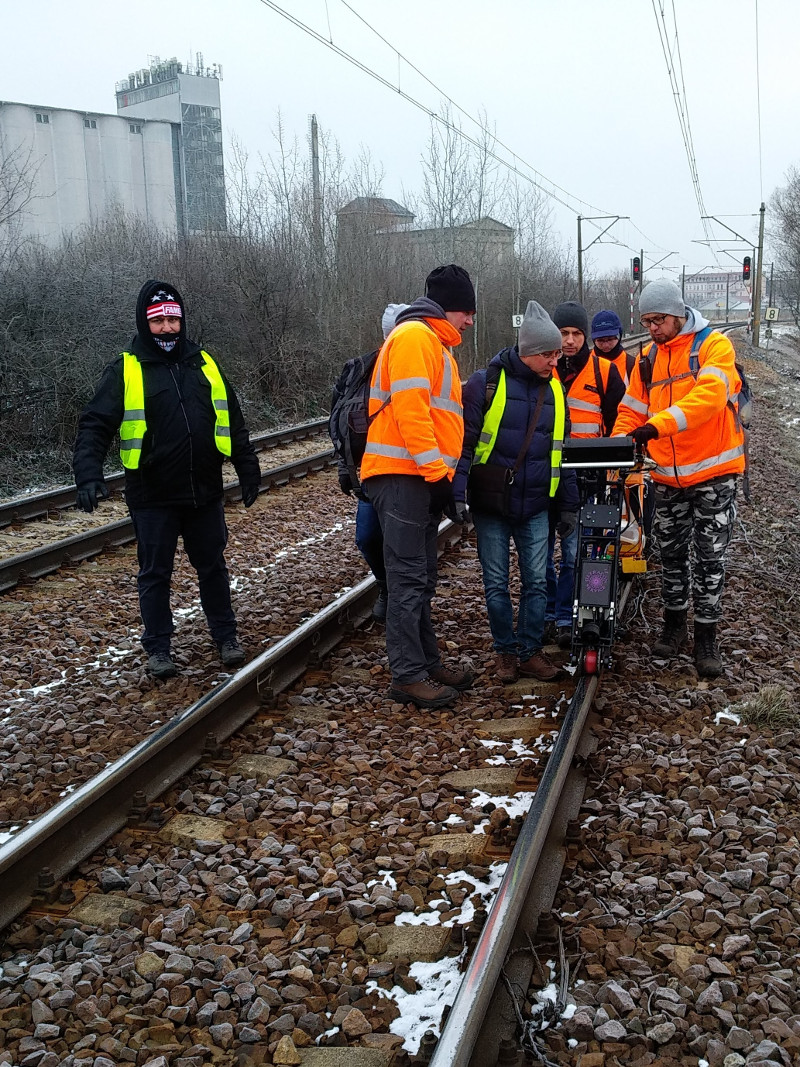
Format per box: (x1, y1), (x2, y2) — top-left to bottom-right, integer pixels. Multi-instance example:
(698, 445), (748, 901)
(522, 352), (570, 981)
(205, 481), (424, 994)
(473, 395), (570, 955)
(2, 0), (797, 281)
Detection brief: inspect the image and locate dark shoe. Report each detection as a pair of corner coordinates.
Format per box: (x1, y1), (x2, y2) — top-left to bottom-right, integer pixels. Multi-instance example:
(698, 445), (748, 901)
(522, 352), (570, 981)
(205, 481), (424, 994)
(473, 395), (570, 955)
(390, 677), (459, 708)
(372, 586), (388, 622)
(694, 622), (722, 678)
(557, 625), (572, 650)
(543, 621), (558, 646)
(652, 609), (688, 659)
(495, 653), (519, 684)
(519, 651), (560, 681)
(219, 639), (246, 668)
(148, 652), (178, 679)
(429, 664), (473, 690)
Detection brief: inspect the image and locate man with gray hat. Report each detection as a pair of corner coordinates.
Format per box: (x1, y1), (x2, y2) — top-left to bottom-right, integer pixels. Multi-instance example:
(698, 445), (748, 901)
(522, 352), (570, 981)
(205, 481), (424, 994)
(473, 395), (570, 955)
(453, 301), (578, 683)
(613, 278), (746, 678)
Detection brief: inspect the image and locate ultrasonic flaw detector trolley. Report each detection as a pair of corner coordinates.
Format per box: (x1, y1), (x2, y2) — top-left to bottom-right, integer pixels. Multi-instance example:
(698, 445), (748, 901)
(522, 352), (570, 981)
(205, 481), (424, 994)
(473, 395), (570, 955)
(560, 436), (650, 674)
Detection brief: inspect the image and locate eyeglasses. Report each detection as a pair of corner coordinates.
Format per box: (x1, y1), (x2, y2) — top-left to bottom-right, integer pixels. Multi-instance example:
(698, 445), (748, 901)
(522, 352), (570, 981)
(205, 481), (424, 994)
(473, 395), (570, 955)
(640, 315), (668, 328)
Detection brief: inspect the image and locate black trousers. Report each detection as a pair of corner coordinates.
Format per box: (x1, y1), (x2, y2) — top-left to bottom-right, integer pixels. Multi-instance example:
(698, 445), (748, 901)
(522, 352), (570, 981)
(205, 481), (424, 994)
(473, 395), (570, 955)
(130, 500), (237, 655)
(363, 474), (442, 684)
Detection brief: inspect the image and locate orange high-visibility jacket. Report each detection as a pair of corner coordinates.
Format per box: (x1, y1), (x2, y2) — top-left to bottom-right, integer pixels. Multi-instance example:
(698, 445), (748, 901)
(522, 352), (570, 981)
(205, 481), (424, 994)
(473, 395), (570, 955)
(360, 317), (464, 483)
(593, 346), (636, 388)
(613, 327), (745, 488)
(554, 353), (613, 438)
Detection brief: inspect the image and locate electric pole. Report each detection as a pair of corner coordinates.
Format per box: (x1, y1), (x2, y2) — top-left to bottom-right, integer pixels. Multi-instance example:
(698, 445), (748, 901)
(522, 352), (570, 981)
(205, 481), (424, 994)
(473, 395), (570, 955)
(752, 201), (766, 347)
(576, 215), (629, 304)
(310, 114), (323, 268)
(577, 216), (583, 304)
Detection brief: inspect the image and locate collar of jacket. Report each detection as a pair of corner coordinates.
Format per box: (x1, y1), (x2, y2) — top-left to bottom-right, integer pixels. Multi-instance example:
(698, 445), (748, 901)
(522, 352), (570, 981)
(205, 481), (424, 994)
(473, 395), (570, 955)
(559, 342), (591, 383)
(394, 296), (463, 348)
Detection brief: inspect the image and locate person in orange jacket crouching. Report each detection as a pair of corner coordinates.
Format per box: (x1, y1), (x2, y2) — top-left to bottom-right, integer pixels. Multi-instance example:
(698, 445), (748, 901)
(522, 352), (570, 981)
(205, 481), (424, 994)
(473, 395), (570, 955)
(361, 265), (475, 708)
(613, 279), (746, 679)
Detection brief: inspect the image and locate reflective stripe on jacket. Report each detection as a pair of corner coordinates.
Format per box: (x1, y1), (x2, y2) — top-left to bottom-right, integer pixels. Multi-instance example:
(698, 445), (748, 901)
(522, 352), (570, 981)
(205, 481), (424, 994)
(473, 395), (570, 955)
(360, 317), (464, 482)
(612, 328), (745, 488)
(555, 353), (612, 438)
(474, 369), (565, 497)
(120, 349), (232, 469)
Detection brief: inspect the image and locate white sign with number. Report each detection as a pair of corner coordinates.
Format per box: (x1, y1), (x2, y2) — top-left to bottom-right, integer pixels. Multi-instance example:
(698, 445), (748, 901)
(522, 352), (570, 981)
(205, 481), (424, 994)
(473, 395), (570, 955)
(512, 314), (524, 328)
(765, 306), (779, 322)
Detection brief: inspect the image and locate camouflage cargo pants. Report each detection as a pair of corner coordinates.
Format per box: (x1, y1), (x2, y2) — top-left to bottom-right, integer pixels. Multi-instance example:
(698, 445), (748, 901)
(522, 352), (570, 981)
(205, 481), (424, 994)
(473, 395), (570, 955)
(653, 476), (737, 624)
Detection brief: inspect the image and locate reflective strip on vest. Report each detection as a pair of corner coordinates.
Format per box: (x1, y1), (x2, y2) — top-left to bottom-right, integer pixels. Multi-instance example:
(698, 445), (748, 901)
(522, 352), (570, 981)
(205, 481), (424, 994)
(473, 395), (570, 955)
(472, 370), (565, 498)
(620, 393), (649, 416)
(654, 442), (745, 481)
(119, 349), (232, 469)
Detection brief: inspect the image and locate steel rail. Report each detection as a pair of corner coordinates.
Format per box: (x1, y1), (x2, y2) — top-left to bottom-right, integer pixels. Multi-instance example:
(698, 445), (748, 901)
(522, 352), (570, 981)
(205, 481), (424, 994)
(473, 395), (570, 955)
(430, 580), (634, 1067)
(0, 448), (336, 593)
(0, 519), (463, 933)
(0, 417), (328, 527)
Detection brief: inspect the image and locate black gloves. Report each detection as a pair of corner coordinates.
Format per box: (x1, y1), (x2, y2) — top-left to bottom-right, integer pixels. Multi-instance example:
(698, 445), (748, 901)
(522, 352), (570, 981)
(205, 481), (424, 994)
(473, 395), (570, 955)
(76, 481), (109, 514)
(556, 511), (577, 538)
(241, 483), (259, 508)
(444, 499), (469, 524)
(429, 475), (454, 515)
(632, 423), (658, 448)
(338, 469), (354, 496)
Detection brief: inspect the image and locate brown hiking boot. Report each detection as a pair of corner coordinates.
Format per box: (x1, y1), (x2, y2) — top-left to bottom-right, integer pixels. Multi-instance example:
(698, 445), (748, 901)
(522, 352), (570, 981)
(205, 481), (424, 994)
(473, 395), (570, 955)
(652, 608), (688, 659)
(429, 664), (474, 691)
(519, 651), (559, 681)
(495, 653), (519, 684)
(694, 622), (722, 678)
(390, 677), (459, 708)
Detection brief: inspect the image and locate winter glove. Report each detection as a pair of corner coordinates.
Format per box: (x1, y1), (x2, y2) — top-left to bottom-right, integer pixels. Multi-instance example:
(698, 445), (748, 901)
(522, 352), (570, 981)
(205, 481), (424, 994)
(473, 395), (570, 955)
(632, 423), (658, 448)
(241, 483), (259, 508)
(444, 499), (469, 524)
(429, 475), (454, 515)
(338, 469), (354, 496)
(76, 480), (109, 514)
(556, 511), (577, 539)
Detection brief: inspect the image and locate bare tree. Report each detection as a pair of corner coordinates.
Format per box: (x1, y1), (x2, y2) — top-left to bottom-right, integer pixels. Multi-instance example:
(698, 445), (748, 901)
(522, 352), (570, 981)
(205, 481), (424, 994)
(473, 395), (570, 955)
(769, 166), (800, 317)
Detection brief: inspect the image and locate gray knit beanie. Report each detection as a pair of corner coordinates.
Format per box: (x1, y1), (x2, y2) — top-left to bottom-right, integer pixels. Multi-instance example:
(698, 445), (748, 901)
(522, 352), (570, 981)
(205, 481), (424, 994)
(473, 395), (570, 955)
(518, 300), (563, 356)
(381, 303), (410, 339)
(638, 279), (685, 317)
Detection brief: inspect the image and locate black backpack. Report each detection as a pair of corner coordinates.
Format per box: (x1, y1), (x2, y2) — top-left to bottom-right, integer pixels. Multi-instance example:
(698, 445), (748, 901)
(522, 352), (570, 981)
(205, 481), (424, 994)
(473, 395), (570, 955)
(328, 348), (389, 493)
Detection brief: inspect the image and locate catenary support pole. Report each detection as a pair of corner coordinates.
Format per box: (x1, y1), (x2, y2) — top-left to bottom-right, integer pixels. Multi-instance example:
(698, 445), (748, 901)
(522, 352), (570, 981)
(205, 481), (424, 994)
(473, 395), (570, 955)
(577, 216), (583, 304)
(753, 202), (766, 347)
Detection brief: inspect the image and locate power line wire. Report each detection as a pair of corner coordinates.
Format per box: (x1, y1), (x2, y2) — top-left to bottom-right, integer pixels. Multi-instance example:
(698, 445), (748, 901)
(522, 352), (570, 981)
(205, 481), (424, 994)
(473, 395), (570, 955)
(256, 0), (673, 254)
(755, 0), (763, 199)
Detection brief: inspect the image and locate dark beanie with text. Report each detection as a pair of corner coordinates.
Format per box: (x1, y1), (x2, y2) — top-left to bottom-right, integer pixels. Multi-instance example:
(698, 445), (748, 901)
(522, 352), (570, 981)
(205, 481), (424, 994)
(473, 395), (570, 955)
(425, 264), (476, 313)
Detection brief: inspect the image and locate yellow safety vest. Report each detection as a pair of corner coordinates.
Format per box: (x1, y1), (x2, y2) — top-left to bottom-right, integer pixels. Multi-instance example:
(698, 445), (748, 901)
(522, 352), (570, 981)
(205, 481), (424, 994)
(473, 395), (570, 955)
(120, 350), (232, 469)
(473, 369), (565, 498)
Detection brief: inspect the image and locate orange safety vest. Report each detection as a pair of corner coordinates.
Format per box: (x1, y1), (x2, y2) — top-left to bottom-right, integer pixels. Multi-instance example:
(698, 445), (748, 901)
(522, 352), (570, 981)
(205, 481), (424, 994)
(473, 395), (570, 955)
(613, 328), (745, 488)
(555, 353), (613, 438)
(593, 346), (636, 388)
(360, 317), (464, 483)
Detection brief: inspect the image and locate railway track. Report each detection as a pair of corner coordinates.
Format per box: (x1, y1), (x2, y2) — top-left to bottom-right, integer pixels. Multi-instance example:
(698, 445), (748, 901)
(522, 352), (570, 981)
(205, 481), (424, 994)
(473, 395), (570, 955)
(0, 424), (334, 593)
(0, 494), (634, 1063)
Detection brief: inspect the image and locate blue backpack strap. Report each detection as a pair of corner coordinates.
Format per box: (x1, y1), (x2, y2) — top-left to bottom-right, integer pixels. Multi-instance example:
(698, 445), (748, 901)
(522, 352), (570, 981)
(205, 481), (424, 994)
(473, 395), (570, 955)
(688, 326), (713, 376)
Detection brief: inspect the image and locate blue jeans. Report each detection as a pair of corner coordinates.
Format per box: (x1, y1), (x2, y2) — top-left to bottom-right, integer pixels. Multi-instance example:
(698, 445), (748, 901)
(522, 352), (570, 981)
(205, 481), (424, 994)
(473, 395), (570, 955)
(473, 510), (549, 659)
(546, 523), (578, 628)
(355, 498), (386, 587)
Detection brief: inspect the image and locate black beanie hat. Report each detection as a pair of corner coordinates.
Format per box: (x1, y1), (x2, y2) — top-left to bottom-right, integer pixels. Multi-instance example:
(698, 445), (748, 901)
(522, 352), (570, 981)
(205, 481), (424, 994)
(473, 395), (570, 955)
(425, 264), (476, 313)
(552, 300), (589, 338)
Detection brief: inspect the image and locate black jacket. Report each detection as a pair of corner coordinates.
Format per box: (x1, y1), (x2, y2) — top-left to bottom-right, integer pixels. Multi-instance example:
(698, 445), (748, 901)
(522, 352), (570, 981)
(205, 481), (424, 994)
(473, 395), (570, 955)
(453, 346), (579, 521)
(73, 279), (260, 509)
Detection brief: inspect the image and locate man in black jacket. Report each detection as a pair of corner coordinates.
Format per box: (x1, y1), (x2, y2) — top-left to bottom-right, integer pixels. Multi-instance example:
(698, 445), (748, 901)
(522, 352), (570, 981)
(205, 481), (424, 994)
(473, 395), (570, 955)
(73, 279), (261, 679)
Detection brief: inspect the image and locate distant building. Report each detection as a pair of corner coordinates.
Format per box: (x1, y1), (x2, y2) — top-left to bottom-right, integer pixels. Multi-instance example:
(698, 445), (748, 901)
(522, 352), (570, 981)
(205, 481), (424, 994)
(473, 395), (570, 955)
(116, 55), (226, 235)
(0, 54), (226, 248)
(0, 100), (177, 244)
(683, 271), (750, 310)
(336, 197), (514, 269)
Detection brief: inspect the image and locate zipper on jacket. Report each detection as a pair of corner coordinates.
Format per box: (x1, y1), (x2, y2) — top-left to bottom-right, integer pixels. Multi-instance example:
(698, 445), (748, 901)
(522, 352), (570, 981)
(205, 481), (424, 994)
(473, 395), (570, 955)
(169, 362), (198, 507)
(665, 343), (682, 489)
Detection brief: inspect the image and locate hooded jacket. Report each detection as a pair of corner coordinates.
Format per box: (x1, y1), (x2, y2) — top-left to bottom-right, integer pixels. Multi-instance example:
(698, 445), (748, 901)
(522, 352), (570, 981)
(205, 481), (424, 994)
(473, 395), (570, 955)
(360, 297), (464, 483)
(612, 308), (745, 488)
(453, 346), (579, 521)
(73, 279), (260, 508)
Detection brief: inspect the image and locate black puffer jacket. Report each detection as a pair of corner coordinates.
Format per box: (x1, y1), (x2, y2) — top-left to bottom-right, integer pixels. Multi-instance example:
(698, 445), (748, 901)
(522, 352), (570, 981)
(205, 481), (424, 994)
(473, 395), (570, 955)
(73, 280), (260, 509)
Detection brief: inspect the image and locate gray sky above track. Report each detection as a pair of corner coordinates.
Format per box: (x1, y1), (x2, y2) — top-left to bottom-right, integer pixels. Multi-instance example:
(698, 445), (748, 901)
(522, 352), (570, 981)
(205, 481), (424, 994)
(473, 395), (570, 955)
(3, 0), (798, 279)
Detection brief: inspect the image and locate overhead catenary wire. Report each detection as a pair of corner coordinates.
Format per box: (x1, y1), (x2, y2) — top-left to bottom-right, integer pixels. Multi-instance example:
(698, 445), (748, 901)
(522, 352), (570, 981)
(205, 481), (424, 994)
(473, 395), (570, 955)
(256, 0), (673, 255)
(755, 0), (764, 200)
(650, 0), (723, 269)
